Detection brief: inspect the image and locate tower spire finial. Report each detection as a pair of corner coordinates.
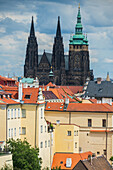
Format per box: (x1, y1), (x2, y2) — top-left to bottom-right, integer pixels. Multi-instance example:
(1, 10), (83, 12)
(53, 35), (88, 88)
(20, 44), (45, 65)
(79, 3), (80, 9)
(30, 16), (35, 37)
(56, 16), (61, 37)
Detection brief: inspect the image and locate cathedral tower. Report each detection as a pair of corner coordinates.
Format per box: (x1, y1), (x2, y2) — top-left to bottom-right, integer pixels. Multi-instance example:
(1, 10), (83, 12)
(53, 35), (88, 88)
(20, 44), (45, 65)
(52, 16), (66, 85)
(24, 17), (38, 78)
(68, 4), (93, 85)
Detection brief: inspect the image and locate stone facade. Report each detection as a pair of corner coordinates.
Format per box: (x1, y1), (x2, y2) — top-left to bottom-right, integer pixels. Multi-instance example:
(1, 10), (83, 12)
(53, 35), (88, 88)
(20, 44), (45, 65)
(24, 6), (94, 85)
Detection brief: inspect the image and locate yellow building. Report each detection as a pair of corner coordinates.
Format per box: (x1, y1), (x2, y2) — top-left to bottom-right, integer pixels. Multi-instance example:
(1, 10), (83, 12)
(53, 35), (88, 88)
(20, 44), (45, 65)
(45, 102), (113, 161)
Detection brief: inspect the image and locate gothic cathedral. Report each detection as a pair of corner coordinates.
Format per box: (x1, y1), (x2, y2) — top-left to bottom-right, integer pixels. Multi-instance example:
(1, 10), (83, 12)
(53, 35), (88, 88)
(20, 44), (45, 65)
(24, 5), (94, 85)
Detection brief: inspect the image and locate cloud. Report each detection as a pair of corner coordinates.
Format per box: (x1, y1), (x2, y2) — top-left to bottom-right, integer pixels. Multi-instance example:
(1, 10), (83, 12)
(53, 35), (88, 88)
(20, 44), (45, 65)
(91, 58), (98, 63)
(104, 58), (113, 63)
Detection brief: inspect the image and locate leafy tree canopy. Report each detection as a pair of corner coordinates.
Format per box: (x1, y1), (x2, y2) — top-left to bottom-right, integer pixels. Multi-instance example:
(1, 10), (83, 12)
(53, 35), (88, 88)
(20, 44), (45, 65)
(7, 139), (42, 170)
(52, 166), (61, 170)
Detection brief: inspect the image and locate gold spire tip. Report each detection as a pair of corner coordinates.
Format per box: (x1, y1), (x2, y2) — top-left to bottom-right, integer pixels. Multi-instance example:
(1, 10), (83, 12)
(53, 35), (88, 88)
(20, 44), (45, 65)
(51, 66), (52, 69)
(79, 3), (80, 9)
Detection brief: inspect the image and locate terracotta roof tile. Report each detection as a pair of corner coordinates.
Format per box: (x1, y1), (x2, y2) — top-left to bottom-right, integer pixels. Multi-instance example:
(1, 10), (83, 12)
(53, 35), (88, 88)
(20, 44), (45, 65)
(51, 152), (92, 169)
(46, 102), (64, 111)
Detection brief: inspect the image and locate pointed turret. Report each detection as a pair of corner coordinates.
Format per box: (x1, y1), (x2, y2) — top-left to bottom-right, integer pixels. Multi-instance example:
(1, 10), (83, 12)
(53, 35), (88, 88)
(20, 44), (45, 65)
(24, 16), (38, 78)
(75, 4), (83, 34)
(106, 72), (110, 81)
(30, 16), (35, 37)
(56, 16), (61, 37)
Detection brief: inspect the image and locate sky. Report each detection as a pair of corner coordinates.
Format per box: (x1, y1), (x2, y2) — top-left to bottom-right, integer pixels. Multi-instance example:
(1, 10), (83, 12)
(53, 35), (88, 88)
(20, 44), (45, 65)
(0, 0), (113, 78)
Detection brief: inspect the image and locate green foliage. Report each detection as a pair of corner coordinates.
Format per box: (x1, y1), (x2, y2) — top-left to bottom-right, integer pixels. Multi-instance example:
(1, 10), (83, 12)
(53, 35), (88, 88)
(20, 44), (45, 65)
(42, 167), (49, 170)
(7, 138), (42, 170)
(110, 156), (113, 161)
(1, 164), (13, 170)
(52, 166), (61, 170)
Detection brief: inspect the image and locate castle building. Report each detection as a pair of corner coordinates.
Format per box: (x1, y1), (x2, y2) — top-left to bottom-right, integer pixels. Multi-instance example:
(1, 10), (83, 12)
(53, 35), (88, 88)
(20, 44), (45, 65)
(24, 5), (94, 85)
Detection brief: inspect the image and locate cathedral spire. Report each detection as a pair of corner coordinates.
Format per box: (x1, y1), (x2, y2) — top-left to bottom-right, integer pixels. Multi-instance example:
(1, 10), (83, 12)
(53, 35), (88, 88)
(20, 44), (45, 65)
(75, 4), (83, 34)
(56, 16), (61, 37)
(30, 16), (35, 37)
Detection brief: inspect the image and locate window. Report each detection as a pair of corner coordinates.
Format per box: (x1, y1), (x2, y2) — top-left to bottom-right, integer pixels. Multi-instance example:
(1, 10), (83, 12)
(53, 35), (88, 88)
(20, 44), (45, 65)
(102, 119), (106, 127)
(75, 142), (77, 148)
(11, 128), (13, 138)
(88, 119), (92, 127)
(11, 109), (13, 119)
(22, 127), (26, 135)
(40, 142), (43, 148)
(77, 130), (78, 136)
(67, 131), (71, 136)
(41, 125), (43, 133)
(74, 131), (76, 136)
(14, 109), (16, 119)
(25, 95), (30, 99)
(41, 108), (43, 119)
(9, 129), (10, 138)
(19, 127), (21, 135)
(18, 109), (20, 118)
(14, 128), (16, 137)
(97, 151), (100, 155)
(7, 109), (10, 119)
(45, 126), (46, 132)
(103, 149), (106, 155)
(22, 109), (26, 118)
(56, 120), (60, 124)
(48, 140), (50, 147)
(45, 141), (47, 148)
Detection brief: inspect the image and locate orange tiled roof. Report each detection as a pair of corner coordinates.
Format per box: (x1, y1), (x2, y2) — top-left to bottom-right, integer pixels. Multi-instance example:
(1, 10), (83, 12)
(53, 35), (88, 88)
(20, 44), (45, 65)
(45, 102), (113, 112)
(68, 86), (83, 94)
(0, 97), (20, 104)
(0, 75), (15, 81)
(46, 82), (56, 87)
(22, 88), (39, 103)
(66, 103), (113, 112)
(46, 102), (64, 111)
(51, 152), (92, 169)
(90, 130), (110, 132)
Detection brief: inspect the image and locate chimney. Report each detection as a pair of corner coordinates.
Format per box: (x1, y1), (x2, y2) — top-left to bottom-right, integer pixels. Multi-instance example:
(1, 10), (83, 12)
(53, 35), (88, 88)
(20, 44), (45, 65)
(18, 80), (23, 101)
(97, 77), (102, 84)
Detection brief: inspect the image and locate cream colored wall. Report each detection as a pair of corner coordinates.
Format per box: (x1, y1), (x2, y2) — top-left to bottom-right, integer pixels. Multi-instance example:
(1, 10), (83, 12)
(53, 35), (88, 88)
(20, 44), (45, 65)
(54, 124), (79, 153)
(38, 105), (51, 169)
(45, 110), (113, 161)
(0, 154), (13, 169)
(21, 105), (36, 147)
(0, 105), (6, 142)
(7, 105), (21, 140)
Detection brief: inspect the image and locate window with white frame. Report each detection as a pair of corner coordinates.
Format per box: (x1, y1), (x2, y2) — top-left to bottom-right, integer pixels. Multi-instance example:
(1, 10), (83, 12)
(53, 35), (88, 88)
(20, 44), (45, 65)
(14, 109), (16, 119)
(74, 131), (76, 136)
(40, 142), (43, 148)
(22, 109), (26, 118)
(45, 141), (47, 148)
(41, 125), (43, 133)
(9, 129), (10, 138)
(45, 126), (46, 132)
(75, 142), (77, 148)
(14, 128), (16, 137)
(7, 109), (10, 119)
(41, 108), (43, 119)
(19, 127), (21, 135)
(11, 109), (13, 119)
(18, 109), (20, 118)
(48, 140), (50, 147)
(11, 128), (13, 138)
(22, 127), (26, 135)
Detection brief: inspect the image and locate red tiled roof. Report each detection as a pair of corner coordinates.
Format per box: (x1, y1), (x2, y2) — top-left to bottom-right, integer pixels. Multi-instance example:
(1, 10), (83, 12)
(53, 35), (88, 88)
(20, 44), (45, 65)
(45, 102), (113, 112)
(68, 86), (83, 94)
(46, 82), (56, 87)
(0, 75), (15, 81)
(0, 97), (20, 104)
(90, 130), (110, 132)
(46, 102), (64, 111)
(42, 91), (58, 100)
(22, 88), (39, 103)
(66, 103), (113, 112)
(51, 152), (92, 170)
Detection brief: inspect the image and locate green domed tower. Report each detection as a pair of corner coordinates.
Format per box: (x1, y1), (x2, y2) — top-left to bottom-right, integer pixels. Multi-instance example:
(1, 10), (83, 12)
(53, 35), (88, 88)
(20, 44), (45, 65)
(67, 4), (93, 85)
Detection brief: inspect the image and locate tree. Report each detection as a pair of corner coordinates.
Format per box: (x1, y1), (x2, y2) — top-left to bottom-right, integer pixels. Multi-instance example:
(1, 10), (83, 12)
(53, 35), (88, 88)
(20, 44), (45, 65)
(7, 139), (42, 170)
